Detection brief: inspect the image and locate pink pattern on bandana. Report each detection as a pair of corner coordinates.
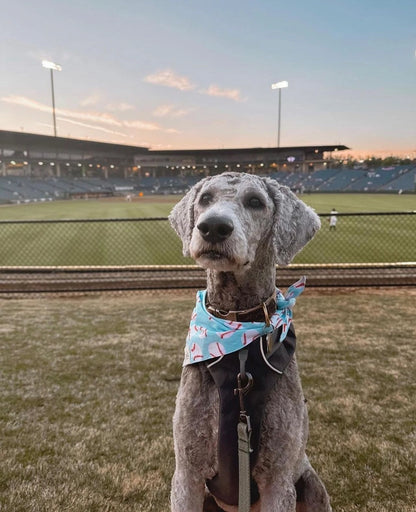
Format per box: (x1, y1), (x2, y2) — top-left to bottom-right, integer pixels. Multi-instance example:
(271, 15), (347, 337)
(183, 276), (306, 366)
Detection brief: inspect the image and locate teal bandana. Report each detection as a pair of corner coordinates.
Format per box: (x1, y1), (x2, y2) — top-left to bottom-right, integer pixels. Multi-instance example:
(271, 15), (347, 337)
(183, 276), (306, 366)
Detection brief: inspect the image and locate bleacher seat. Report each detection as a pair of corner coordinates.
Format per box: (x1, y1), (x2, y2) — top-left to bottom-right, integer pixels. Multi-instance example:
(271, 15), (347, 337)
(317, 170), (367, 192)
(345, 168), (403, 191)
(0, 166), (415, 204)
(379, 168), (416, 192)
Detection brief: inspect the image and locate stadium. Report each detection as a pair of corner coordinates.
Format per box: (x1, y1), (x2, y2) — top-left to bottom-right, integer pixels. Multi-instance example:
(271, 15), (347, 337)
(1, 127), (415, 283)
(1, 130), (415, 512)
(3, 0), (416, 509)
(1, 129), (415, 204)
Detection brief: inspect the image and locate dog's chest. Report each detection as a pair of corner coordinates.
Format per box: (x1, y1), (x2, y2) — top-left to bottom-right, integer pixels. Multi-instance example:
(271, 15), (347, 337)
(204, 325), (297, 506)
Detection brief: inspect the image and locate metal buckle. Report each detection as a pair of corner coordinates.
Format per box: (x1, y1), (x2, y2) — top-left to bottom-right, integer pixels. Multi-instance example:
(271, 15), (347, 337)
(262, 302), (271, 326)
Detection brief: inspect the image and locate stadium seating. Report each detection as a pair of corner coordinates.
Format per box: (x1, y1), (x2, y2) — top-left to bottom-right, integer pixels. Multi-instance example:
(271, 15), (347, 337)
(344, 167), (404, 192)
(316, 169), (367, 192)
(379, 168), (416, 192)
(0, 165), (414, 204)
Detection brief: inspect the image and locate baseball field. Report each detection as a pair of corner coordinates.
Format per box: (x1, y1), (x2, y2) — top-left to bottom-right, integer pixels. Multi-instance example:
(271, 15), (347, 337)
(1, 194), (415, 511)
(0, 194), (415, 266)
(1, 288), (415, 512)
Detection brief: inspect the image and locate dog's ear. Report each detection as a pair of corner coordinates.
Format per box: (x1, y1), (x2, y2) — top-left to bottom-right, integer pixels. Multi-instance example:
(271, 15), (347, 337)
(169, 180), (205, 257)
(264, 178), (321, 266)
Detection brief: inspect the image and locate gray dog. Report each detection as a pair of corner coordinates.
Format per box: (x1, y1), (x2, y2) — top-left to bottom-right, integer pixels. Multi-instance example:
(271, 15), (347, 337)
(169, 172), (332, 512)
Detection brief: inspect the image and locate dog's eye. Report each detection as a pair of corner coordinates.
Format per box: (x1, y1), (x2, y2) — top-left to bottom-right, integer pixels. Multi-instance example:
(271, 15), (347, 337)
(199, 192), (213, 206)
(246, 196), (265, 209)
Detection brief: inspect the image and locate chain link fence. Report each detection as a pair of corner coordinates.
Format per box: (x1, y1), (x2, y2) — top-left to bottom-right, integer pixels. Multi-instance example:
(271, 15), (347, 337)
(0, 212), (415, 292)
(0, 212), (415, 266)
(0, 217), (182, 267)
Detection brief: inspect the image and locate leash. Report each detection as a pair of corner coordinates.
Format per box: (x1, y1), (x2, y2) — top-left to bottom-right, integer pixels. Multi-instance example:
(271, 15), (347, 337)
(234, 349), (254, 512)
(199, 281), (304, 508)
(205, 327), (297, 508)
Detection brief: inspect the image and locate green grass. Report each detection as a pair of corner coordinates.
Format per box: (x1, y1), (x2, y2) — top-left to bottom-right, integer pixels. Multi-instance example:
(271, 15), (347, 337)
(0, 194), (415, 266)
(0, 288), (415, 511)
(0, 197), (178, 220)
(301, 193), (416, 213)
(0, 194), (415, 221)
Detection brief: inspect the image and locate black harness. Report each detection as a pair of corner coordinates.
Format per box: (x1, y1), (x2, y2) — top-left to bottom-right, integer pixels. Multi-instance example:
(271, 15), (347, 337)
(204, 323), (297, 507)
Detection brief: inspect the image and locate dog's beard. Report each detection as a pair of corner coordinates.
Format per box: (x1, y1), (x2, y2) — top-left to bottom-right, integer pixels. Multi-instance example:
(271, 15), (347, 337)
(196, 252), (237, 271)
(190, 241), (250, 272)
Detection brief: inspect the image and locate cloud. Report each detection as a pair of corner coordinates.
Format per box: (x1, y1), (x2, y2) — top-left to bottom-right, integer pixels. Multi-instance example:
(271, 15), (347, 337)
(144, 68), (245, 102)
(200, 85), (245, 102)
(123, 120), (160, 131)
(144, 69), (195, 91)
(56, 117), (128, 137)
(124, 120), (180, 134)
(2, 95), (123, 126)
(106, 102), (135, 112)
(1, 95), (169, 133)
(80, 94), (134, 112)
(152, 104), (193, 118)
(80, 93), (102, 107)
(3, 95), (52, 114)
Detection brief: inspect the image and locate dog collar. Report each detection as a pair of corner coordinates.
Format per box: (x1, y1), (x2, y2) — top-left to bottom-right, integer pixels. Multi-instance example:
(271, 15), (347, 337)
(206, 290), (277, 323)
(183, 276), (306, 366)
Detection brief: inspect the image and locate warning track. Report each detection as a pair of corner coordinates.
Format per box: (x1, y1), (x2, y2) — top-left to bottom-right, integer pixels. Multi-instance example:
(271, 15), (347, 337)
(1, 263), (415, 295)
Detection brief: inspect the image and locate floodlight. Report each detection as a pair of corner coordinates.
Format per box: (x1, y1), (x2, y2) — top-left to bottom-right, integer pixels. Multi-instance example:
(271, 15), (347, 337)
(271, 80), (288, 89)
(42, 60), (62, 71)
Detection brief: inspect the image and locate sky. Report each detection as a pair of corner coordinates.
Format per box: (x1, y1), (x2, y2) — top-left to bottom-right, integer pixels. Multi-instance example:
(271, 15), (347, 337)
(1, 0), (415, 157)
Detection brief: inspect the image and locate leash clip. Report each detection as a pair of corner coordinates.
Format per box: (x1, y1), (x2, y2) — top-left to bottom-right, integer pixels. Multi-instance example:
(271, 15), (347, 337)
(234, 371), (254, 429)
(234, 348), (254, 409)
(235, 372), (254, 397)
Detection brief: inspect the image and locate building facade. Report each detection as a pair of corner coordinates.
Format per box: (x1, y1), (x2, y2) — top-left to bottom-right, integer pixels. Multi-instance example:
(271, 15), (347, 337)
(0, 130), (348, 178)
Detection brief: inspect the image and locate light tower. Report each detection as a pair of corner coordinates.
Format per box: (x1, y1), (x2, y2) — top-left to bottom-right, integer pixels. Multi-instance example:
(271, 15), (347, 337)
(271, 80), (288, 147)
(42, 60), (62, 137)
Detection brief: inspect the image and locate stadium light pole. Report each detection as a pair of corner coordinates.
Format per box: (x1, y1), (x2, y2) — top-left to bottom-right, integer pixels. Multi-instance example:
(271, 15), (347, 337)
(42, 60), (62, 137)
(271, 80), (288, 148)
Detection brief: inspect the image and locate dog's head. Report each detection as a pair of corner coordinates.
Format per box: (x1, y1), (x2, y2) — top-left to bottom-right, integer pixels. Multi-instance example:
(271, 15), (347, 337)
(169, 172), (320, 271)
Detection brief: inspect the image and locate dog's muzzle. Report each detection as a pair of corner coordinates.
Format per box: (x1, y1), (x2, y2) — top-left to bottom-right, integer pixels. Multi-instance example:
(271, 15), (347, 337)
(197, 215), (234, 244)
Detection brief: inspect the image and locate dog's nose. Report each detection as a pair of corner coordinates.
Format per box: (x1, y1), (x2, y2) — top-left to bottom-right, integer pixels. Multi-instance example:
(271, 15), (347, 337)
(197, 216), (234, 244)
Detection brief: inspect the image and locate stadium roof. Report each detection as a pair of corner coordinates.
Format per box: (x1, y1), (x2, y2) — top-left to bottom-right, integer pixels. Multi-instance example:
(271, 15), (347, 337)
(0, 130), (349, 159)
(0, 130), (148, 156)
(148, 145), (349, 157)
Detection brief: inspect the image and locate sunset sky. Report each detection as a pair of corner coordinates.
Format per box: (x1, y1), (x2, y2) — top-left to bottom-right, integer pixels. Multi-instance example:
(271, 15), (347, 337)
(1, 0), (415, 156)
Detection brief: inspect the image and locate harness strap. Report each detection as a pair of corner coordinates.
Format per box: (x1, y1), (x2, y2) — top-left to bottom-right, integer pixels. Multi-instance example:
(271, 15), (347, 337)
(205, 324), (297, 508)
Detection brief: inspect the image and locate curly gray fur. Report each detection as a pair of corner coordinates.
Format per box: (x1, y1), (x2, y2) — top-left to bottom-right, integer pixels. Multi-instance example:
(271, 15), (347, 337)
(169, 172), (332, 512)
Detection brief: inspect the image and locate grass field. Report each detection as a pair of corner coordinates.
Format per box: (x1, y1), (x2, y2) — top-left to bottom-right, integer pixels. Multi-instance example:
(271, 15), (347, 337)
(0, 194), (415, 266)
(0, 288), (415, 511)
(1, 194), (415, 220)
